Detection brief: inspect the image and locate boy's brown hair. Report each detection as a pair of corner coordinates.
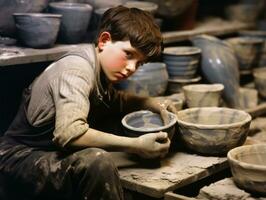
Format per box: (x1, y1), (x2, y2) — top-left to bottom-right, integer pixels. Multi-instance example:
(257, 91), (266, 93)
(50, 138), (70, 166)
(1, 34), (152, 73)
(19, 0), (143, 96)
(97, 5), (163, 62)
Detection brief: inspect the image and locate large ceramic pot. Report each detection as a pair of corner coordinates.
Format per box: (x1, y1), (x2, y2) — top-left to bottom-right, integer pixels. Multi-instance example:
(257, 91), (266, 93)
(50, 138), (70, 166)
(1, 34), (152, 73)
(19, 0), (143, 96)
(0, 0), (49, 37)
(116, 62), (169, 97)
(49, 2), (93, 44)
(191, 35), (241, 108)
(13, 13), (61, 48)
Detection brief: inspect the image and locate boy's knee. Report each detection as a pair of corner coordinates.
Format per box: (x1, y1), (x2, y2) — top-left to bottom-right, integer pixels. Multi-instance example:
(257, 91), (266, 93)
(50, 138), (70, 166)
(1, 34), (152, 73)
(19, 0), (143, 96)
(73, 148), (116, 172)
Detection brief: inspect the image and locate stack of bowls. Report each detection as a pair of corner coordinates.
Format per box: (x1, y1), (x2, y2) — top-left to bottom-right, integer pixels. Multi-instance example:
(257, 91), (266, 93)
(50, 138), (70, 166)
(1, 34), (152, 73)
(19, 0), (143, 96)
(162, 46), (201, 94)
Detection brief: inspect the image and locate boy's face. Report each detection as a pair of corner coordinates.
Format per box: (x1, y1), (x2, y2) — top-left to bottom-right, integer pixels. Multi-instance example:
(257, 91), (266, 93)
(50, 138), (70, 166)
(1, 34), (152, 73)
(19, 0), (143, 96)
(98, 33), (146, 83)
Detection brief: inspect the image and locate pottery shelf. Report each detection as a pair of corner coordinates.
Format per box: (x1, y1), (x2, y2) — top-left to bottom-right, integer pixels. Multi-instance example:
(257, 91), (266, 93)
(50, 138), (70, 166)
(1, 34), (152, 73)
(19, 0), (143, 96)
(0, 18), (253, 67)
(163, 18), (253, 44)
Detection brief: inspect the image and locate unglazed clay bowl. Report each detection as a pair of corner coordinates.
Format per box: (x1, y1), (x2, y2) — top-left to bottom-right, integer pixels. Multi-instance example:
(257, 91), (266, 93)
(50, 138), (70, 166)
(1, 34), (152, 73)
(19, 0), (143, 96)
(122, 110), (176, 139)
(183, 84), (224, 107)
(123, 1), (158, 14)
(227, 144), (266, 195)
(253, 67), (266, 98)
(176, 107), (252, 155)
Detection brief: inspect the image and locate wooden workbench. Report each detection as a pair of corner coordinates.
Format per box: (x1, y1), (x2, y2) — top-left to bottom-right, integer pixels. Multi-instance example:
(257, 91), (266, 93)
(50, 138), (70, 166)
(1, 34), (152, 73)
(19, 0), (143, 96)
(117, 151), (228, 198)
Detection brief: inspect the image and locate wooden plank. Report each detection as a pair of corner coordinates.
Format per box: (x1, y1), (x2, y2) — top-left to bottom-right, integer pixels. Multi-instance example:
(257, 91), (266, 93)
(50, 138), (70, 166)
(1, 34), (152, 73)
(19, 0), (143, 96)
(164, 192), (197, 200)
(197, 178), (266, 200)
(0, 43), (89, 67)
(118, 152), (228, 198)
(163, 18), (253, 44)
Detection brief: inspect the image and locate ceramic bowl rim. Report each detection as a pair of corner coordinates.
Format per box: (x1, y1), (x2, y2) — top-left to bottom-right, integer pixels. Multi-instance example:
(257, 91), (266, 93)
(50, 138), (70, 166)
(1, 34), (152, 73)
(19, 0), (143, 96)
(122, 110), (177, 132)
(163, 46), (201, 56)
(176, 107), (252, 129)
(183, 83), (224, 92)
(13, 13), (62, 18)
(227, 144), (266, 171)
(49, 2), (93, 10)
(226, 36), (264, 44)
(168, 76), (201, 83)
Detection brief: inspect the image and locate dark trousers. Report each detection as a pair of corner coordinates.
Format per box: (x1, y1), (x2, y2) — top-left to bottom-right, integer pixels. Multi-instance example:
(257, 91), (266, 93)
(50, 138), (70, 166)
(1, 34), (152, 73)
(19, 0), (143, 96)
(0, 138), (124, 200)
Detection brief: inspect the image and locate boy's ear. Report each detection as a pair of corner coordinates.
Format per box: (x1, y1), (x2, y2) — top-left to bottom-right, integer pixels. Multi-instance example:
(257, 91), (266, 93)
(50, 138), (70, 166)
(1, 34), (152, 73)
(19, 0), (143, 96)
(98, 32), (112, 50)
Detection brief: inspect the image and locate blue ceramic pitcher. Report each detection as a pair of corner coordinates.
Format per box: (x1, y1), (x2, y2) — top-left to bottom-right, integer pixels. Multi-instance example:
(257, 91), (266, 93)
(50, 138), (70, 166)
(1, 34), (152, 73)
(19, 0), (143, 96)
(191, 35), (240, 108)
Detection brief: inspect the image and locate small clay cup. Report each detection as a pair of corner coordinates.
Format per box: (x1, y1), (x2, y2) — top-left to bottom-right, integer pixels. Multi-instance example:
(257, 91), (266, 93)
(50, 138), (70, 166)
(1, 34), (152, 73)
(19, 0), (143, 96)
(227, 144), (266, 195)
(182, 83), (224, 107)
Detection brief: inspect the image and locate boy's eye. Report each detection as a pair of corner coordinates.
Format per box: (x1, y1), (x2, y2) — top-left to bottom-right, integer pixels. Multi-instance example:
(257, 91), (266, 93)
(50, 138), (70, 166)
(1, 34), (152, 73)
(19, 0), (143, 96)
(125, 50), (133, 59)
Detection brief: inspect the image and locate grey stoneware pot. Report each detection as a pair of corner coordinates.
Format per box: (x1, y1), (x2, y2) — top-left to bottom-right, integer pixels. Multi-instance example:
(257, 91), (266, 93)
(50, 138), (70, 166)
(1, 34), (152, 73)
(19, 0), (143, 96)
(13, 13), (61, 48)
(122, 110), (177, 139)
(116, 62), (169, 97)
(191, 34), (241, 108)
(49, 2), (93, 44)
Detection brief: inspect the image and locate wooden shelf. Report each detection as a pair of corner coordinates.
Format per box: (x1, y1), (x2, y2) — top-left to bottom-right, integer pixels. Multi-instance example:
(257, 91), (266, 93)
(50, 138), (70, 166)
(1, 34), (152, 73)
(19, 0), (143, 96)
(0, 18), (253, 67)
(163, 18), (253, 44)
(0, 43), (89, 67)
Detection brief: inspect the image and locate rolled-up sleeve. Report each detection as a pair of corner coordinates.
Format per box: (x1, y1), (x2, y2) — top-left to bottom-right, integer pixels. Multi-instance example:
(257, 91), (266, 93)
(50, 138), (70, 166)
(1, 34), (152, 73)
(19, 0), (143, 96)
(50, 60), (94, 147)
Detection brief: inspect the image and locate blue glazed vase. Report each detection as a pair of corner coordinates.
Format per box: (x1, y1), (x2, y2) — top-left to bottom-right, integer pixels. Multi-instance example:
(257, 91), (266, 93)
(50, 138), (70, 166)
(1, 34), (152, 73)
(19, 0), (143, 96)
(191, 35), (240, 108)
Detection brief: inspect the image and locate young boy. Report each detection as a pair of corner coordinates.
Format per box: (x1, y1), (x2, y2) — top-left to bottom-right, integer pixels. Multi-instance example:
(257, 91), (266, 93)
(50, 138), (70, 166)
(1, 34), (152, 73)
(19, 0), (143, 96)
(0, 6), (176, 200)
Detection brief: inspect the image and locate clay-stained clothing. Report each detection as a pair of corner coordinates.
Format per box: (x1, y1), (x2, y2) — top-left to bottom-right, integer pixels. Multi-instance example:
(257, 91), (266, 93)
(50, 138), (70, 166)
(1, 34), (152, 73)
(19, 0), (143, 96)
(0, 44), (125, 200)
(4, 44), (125, 150)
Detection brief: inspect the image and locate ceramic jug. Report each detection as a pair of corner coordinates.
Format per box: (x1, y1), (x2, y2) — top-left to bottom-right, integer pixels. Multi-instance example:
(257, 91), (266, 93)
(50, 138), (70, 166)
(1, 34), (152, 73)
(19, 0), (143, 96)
(191, 35), (240, 108)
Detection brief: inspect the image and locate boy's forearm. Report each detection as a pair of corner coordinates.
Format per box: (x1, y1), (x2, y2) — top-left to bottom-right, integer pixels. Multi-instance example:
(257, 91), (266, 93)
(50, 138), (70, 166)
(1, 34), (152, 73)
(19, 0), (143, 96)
(66, 127), (139, 154)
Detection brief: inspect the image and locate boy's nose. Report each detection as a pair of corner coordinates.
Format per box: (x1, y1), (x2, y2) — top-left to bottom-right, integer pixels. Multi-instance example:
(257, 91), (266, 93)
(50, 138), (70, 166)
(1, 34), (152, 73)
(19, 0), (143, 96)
(126, 62), (137, 73)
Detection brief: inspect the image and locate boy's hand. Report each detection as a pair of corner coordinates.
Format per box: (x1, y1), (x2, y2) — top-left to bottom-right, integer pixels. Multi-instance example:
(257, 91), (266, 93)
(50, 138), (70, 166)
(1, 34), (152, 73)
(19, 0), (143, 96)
(143, 98), (177, 125)
(134, 132), (170, 159)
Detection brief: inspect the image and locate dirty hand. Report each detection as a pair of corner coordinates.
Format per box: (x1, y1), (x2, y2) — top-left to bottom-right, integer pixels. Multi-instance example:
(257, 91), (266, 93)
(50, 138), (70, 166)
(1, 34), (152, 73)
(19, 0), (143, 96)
(143, 98), (177, 125)
(134, 131), (170, 159)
